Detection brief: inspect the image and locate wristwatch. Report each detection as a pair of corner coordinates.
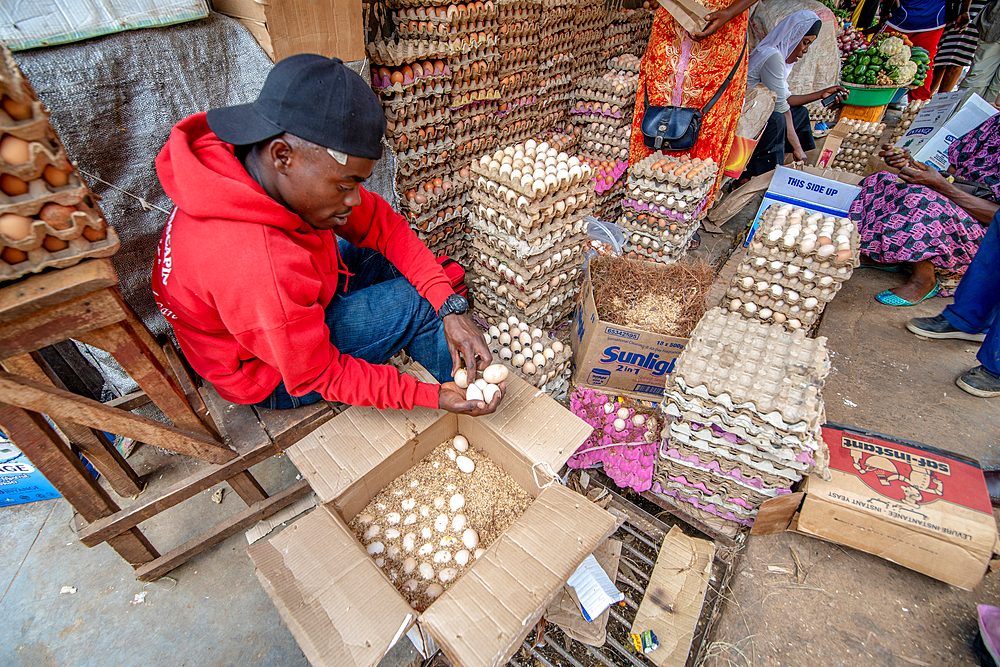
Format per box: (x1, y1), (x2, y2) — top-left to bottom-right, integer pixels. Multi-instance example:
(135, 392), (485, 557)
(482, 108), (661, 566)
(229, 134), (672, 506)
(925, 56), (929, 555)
(437, 294), (468, 319)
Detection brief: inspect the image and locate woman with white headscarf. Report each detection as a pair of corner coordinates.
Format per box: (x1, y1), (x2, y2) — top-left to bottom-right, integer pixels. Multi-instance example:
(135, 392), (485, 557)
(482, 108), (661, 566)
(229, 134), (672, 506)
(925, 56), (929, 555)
(742, 10), (848, 179)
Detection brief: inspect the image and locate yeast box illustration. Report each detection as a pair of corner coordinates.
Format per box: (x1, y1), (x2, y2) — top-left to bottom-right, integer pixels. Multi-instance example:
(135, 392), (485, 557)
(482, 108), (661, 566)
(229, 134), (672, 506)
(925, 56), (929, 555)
(795, 425), (997, 589)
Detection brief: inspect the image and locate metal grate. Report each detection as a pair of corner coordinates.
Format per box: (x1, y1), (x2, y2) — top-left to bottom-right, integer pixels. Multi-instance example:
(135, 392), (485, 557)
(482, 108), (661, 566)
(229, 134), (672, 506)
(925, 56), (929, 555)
(424, 470), (739, 667)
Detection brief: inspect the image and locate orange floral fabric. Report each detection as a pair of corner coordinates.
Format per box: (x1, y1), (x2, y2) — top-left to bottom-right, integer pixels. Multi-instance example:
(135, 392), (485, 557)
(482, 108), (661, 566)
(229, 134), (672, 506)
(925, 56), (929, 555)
(629, 6), (749, 203)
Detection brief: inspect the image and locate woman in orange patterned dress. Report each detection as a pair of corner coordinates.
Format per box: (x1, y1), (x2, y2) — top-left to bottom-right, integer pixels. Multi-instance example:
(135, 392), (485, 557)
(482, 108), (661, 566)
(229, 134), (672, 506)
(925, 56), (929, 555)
(629, 0), (758, 204)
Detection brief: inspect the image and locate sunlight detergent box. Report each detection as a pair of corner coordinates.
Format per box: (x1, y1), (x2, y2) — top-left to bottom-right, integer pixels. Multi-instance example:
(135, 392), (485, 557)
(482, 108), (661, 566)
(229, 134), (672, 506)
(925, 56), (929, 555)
(753, 424), (999, 590)
(745, 166), (862, 247)
(0, 435), (60, 508)
(572, 262), (688, 402)
(248, 367), (616, 667)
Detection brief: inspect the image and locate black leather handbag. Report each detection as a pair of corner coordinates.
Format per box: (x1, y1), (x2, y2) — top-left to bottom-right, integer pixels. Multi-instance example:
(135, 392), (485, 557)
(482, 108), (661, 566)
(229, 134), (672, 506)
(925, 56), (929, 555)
(641, 33), (748, 151)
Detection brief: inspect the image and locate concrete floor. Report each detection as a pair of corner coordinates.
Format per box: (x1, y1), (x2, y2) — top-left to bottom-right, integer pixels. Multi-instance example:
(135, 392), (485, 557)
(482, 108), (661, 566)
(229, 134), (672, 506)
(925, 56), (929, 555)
(3, 234), (999, 667)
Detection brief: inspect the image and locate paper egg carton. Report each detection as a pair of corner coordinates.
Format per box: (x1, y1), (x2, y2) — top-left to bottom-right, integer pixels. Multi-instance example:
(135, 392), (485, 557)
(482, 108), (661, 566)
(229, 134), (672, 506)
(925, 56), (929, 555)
(728, 266), (845, 309)
(656, 451), (792, 506)
(655, 473), (759, 522)
(497, 123), (537, 147)
(624, 184), (706, 214)
(468, 196), (591, 240)
(409, 198), (469, 232)
(538, 76), (574, 97)
(620, 217), (697, 249)
(0, 167), (90, 216)
(664, 425), (807, 481)
(386, 106), (452, 139)
(398, 162), (453, 193)
(631, 154), (718, 188)
(0, 133), (73, 183)
(449, 45), (502, 70)
(450, 97), (499, 118)
(753, 204), (859, 267)
(0, 225), (119, 282)
(469, 144), (594, 200)
(470, 175), (592, 222)
(473, 285), (579, 330)
(450, 72), (499, 95)
(472, 267), (575, 311)
(497, 34), (539, 54)
(625, 174), (711, 203)
(619, 207), (698, 236)
(580, 129), (629, 151)
(449, 18), (503, 38)
(367, 38), (453, 66)
(496, 20), (537, 38)
(733, 256), (850, 295)
(469, 221), (588, 268)
(452, 119), (496, 145)
(496, 97), (538, 121)
(498, 2), (541, 22)
(472, 245), (584, 294)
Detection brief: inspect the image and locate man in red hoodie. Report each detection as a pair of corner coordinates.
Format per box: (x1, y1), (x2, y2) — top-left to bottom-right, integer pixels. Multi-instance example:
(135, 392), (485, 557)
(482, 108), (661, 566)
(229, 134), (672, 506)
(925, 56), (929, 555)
(152, 54), (500, 415)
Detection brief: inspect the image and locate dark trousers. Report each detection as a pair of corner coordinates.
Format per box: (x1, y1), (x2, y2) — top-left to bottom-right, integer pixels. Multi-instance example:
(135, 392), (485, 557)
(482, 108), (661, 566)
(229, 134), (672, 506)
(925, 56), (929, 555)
(744, 106), (816, 179)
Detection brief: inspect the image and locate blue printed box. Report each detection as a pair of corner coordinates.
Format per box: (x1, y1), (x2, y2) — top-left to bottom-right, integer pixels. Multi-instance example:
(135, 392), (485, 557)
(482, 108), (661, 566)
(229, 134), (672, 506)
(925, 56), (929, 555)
(571, 263), (688, 401)
(0, 436), (61, 508)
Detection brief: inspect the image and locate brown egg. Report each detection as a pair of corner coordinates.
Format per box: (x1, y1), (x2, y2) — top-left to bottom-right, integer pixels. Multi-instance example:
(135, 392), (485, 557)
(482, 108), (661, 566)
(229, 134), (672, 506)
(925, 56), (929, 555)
(82, 224), (107, 242)
(836, 249), (853, 262)
(433, 60), (445, 74)
(377, 67), (390, 81)
(0, 213), (33, 240)
(1, 246), (27, 264)
(0, 135), (31, 164)
(39, 202), (76, 230)
(0, 173), (28, 196)
(390, 70), (404, 84)
(817, 236), (832, 247)
(42, 235), (68, 252)
(1, 96), (32, 121)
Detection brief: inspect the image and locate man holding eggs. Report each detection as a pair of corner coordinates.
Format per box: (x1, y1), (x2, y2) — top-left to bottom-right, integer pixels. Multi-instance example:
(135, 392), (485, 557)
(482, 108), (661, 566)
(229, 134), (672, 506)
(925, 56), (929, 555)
(152, 55), (501, 415)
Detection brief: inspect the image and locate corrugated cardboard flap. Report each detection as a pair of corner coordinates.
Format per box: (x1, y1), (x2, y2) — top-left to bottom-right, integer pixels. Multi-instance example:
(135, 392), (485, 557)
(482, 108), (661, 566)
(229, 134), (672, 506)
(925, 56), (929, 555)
(421, 484), (616, 667)
(248, 505), (415, 667)
(286, 405), (443, 504)
(474, 374), (593, 472)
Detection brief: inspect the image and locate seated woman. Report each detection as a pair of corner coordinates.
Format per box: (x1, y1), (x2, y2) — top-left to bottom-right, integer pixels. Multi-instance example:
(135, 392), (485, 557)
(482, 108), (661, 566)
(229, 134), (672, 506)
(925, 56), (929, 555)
(851, 113), (1000, 306)
(742, 10), (847, 180)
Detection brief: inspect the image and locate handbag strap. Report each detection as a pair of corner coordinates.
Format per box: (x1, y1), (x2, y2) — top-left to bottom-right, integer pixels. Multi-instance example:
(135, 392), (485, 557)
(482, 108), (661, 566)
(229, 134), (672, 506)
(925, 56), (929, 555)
(642, 29), (749, 114)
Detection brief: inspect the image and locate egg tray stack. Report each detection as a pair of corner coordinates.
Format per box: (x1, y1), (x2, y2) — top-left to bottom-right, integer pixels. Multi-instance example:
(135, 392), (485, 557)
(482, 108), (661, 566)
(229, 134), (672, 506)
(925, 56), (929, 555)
(536, 0), (577, 131)
(805, 100), (838, 130)
(349, 436), (531, 612)
(496, 0), (541, 147)
(571, 0), (607, 81)
(483, 314), (573, 391)
(619, 154), (718, 265)
(567, 387), (661, 493)
(888, 99), (926, 145)
(655, 307), (831, 527)
(605, 8), (653, 60)
(0, 47), (118, 282)
(725, 204), (858, 331)
(830, 119), (887, 176)
(467, 139), (595, 328)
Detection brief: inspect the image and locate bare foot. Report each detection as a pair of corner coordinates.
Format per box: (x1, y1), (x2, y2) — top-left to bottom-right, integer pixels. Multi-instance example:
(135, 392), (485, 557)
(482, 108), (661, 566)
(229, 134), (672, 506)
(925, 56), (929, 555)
(890, 260), (937, 302)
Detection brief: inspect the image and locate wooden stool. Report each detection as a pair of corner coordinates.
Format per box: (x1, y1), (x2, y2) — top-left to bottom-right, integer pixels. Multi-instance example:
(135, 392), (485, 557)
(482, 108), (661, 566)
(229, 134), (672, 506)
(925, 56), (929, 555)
(0, 258), (329, 577)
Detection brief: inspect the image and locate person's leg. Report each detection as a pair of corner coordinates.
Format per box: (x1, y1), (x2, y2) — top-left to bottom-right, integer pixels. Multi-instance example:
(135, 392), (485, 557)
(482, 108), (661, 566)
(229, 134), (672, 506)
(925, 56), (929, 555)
(787, 105), (815, 154)
(960, 40), (1000, 96)
(335, 237), (401, 292)
(743, 111), (786, 179)
(324, 276), (454, 383)
(884, 259), (938, 303)
(942, 215), (999, 342)
(940, 64), (965, 93)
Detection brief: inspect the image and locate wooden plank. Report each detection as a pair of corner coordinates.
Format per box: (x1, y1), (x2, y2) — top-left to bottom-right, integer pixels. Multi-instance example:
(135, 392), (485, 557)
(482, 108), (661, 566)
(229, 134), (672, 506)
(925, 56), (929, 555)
(0, 371), (236, 464)
(255, 400), (337, 446)
(106, 390), (151, 412)
(76, 320), (208, 435)
(0, 289), (124, 361)
(133, 479), (312, 582)
(228, 470), (269, 505)
(199, 385), (271, 453)
(0, 258), (118, 325)
(163, 340), (221, 440)
(77, 439), (279, 547)
(0, 402), (159, 565)
(2, 353), (142, 498)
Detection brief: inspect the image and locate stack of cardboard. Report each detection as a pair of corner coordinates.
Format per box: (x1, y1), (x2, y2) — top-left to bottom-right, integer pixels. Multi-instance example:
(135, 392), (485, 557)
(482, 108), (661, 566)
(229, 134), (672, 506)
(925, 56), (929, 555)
(620, 153), (718, 264)
(656, 308), (830, 527)
(467, 138), (594, 328)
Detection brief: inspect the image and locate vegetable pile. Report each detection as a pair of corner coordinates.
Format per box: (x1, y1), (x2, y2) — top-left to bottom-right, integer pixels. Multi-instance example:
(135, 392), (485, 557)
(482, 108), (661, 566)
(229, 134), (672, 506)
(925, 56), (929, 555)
(837, 23), (869, 58)
(841, 33), (928, 87)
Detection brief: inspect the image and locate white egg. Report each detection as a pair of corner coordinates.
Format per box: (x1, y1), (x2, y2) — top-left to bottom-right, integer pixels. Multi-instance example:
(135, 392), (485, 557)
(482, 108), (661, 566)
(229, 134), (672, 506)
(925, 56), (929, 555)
(483, 383), (501, 403)
(454, 368), (469, 388)
(434, 550), (452, 563)
(435, 514), (450, 532)
(456, 456), (475, 473)
(418, 543), (434, 556)
(404, 513), (417, 525)
(421, 526), (432, 539)
(462, 529), (480, 550)
(613, 418), (626, 432)
(439, 568), (459, 582)
(366, 542), (385, 555)
(453, 434), (469, 452)
(466, 384), (485, 401)
(632, 414), (646, 427)
(483, 363), (509, 383)
(455, 549), (471, 566)
(434, 496), (446, 509)
(386, 512), (401, 524)
(385, 527), (400, 540)
(450, 494), (465, 511)
(616, 407), (629, 420)
(403, 557), (417, 573)
(425, 583), (445, 599)
(364, 525), (381, 541)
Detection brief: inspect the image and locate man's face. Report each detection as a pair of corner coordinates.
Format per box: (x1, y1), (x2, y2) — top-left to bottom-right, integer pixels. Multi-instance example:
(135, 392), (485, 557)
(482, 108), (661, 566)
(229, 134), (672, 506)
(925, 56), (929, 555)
(272, 137), (377, 231)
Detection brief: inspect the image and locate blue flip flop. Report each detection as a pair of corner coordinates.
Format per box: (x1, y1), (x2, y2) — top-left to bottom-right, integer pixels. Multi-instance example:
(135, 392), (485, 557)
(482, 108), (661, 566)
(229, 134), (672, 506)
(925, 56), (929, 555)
(876, 282), (941, 306)
(860, 263), (903, 273)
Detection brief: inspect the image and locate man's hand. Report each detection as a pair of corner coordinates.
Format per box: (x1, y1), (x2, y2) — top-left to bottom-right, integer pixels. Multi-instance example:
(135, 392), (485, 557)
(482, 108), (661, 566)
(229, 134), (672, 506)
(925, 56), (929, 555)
(880, 144), (912, 170)
(442, 313), (491, 382)
(438, 380), (505, 415)
(821, 86), (849, 102)
(952, 11), (971, 31)
(899, 162), (950, 191)
(692, 5), (735, 41)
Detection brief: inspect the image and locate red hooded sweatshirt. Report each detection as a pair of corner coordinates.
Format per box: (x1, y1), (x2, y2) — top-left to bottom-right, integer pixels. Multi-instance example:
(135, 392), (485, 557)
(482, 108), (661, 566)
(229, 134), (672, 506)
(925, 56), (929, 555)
(152, 113), (453, 409)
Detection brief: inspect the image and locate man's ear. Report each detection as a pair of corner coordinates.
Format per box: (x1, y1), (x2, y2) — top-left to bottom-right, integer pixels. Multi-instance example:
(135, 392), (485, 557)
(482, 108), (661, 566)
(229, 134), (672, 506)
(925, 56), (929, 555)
(269, 137), (294, 175)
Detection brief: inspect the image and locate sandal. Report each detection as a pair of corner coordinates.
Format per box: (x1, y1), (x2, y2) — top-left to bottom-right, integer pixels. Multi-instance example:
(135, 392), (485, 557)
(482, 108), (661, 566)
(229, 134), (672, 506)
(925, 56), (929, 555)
(689, 232), (701, 251)
(875, 282), (940, 306)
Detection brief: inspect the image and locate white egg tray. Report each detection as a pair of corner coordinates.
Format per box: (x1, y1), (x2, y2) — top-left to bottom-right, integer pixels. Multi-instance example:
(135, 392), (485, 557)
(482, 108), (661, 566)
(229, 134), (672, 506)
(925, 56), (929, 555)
(624, 184), (707, 211)
(664, 425), (808, 481)
(631, 155), (718, 188)
(467, 212), (585, 264)
(367, 38), (452, 67)
(752, 205), (859, 267)
(621, 221), (697, 250)
(470, 179), (593, 226)
(472, 285), (579, 329)
(606, 54), (642, 73)
(469, 189), (589, 235)
(469, 224), (588, 269)
(472, 250), (583, 296)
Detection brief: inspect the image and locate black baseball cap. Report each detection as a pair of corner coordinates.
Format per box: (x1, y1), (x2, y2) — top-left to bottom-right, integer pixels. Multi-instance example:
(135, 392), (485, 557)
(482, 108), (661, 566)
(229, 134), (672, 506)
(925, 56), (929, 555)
(206, 54), (386, 161)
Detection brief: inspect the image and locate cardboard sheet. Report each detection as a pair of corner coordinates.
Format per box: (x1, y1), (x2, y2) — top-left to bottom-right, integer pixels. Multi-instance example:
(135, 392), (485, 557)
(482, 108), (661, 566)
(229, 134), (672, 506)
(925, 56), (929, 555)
(545, 538), (623, 646)
(630, 526), (714, 667)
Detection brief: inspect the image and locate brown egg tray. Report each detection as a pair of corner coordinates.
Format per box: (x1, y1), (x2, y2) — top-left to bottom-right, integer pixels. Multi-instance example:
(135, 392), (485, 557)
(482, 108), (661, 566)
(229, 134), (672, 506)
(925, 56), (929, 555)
(447, 33), (499, 53)
(452, 117), (496, 143)
(367, 38), (452, 66)
(498, 49), (538, 72)
(373, 70), (452, 96)
(401, 180), (469, 217)
(450, 98), (499, 119)
(497, 36), (539, 55)
(386, 107), (452, 138)
(538, 22), (572, 40)
(450, 72), (499, 93)
(496, 21), (538, 38)
(498, 6), (541, 22)
(455, 136), (498, 160)
(497, 123), (537, 147)
(0, 224), (119, 283)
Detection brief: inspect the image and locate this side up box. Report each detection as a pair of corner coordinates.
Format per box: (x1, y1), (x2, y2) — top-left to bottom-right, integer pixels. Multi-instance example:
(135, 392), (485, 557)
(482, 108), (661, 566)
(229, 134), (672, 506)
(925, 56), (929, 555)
(571, 262), (688, 402)
(753, 424), (1000, 590)
(248, 370), (615, 667)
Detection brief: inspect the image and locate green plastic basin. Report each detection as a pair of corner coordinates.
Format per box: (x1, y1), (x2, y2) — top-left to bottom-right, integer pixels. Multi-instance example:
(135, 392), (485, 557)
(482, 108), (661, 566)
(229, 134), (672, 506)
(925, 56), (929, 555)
(840, 82), (903, 107)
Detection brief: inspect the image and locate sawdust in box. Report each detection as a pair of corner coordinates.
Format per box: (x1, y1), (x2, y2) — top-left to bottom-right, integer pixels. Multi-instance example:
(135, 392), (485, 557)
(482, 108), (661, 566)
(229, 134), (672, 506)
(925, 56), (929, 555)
(247, 366), (618, 667)
(590, 256), (714, 339)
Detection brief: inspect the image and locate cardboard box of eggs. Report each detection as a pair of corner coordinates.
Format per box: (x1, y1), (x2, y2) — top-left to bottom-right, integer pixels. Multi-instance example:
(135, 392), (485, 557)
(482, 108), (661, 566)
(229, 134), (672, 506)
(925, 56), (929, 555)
(482, 314), (573, 389)
(249, 365), (614, 667)
(0, 46), (118, 282)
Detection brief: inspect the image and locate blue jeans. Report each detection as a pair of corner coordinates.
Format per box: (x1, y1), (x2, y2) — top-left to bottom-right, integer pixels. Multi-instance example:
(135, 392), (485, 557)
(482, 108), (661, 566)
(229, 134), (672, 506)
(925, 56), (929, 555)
(943, 210), (1000, 375)
(255, 239), (453, 409)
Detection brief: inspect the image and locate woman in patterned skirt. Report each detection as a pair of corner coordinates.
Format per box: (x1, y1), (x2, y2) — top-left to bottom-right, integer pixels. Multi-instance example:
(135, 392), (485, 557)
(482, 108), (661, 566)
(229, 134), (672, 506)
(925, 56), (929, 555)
(850, 114), (1000, 306)
(931, 0), (988, 94)
(629, 0), (758, 205)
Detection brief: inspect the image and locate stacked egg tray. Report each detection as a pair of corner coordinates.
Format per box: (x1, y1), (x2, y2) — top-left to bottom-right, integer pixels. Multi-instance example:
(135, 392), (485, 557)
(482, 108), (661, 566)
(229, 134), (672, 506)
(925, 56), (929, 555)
(725, 204), (859, 330)
(349, 434), (530, 612)
(619, 155), (718, 264)
(805, 100), (838, 131)
(566, 387), (661, 493)
(831, 119), (887, 175)
(482, 314), (573, 390)
(467, 139), (593, 327)
(655, 307), (831, 527)
(602, 9), (652, 59)
(0, 48), (118, 281)
(535, 0), (576, 128)
(571, 0), (607, 80)
(888, 99), (926, 145)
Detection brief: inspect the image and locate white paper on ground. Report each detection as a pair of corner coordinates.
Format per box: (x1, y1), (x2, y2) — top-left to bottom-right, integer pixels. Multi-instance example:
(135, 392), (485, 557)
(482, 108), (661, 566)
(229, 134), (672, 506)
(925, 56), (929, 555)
(566, 553), (625, 622)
